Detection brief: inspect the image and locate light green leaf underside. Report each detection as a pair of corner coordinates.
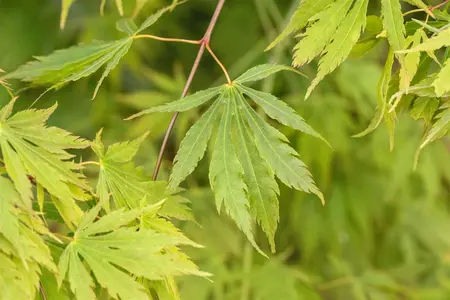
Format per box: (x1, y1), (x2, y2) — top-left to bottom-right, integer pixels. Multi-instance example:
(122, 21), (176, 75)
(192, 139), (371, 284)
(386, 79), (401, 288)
(126, 85), (224, 120)
(400, 29), (422, 91)
(232, 89), (279, 253)
(306, 0), (369, 98)
(0, 179), (57, 298)
(381, 0), (406, 51)
(168, 99), (222, 191)
(208, 89), (264, 256)
(0, 177), (22, 259)
(433, 58), (450, 96)
(266, 0), (335, 50)
(93, 132), (163, 209)
(399, 28), (450, 53)
(0, 100), (90, 228)
(236, 89), (324, 203)
(233, 64), (305, 84)
(237, 84), (328, 145)
(59, 205), (204, 300)
(292, 0), (354, 67)
(410, 97), (440, 123)
(421, 103), (450, 148)
(395, 27), (450, 96)
(354, 48), (394, 137)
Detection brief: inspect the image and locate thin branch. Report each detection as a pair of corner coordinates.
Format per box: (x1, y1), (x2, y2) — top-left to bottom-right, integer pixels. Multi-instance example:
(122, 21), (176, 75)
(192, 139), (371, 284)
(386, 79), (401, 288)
(403, 8), (426, 16)
(152, 0), (226, 180)
(79, 161), (102, 166)
(431, 0), (450, 11)
(39, 283), (48, 300)
(403, 0), (449, 17)
(206, 44), (232, 84)
(133, 34), (201, 45)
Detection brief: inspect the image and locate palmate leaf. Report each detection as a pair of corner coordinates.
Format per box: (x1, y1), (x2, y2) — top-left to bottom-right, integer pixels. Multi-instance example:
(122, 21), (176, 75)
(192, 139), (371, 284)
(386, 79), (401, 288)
(59, 204), (205, 300)
(232, 89), (279, 253)
(93, 131), (161, 209)
(208, 90), (263, 255)
(306, 0), (369, 98)
(3, 5), (174, 99)
(266, 0), (336, 50)
(128, 65), (325, 251)
(292, 0), (354, 67)
(92, 131), (195, 220)
(0, 99), (90, 228)
(268, 0), (369, 98)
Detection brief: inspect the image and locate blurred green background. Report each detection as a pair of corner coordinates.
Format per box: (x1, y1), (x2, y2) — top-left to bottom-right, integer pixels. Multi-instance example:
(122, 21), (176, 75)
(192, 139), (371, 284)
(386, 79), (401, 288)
(1, 0), (450, 299)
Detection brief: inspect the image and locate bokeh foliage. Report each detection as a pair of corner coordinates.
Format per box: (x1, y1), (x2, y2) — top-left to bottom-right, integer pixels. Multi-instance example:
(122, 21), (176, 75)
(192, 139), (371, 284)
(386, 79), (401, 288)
(1, 0), (450, 299)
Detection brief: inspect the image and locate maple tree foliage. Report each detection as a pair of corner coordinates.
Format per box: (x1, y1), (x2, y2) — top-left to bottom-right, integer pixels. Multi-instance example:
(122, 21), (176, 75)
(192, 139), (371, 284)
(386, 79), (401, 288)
(1, 0), (450, 299)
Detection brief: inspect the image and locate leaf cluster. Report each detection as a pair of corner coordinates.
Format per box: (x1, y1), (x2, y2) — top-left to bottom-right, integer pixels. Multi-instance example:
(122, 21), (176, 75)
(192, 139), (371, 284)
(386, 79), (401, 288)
(0, 99), (204, 300)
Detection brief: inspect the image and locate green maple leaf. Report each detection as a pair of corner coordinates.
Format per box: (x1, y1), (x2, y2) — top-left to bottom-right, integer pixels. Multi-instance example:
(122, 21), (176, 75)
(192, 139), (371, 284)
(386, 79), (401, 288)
(92, 131), (196, 222)
(2, 5), (175, 99)
(0, 178), (58, 299)
(127, 64), (327, 252)
(0, 99), (90, 229)
(59, 203), (206, 300)
(267, 0), (369, 98)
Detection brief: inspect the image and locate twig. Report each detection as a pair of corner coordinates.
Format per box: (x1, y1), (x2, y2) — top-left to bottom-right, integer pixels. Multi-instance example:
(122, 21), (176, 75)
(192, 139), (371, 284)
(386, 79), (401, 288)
(79, 161), (102, 166)
(403, 0), (450, 17)
(39, 283), (47, 300)
(152, 0), (226, 180)
(206, 44), (232, 84)
(431, 0), (450, 11)
(133, 34), (201, 45)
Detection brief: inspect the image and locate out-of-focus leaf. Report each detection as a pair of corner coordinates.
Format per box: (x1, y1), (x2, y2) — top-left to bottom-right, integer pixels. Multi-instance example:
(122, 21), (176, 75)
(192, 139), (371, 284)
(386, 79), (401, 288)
(60, 0), (75, 29)
(234, 64), (305, 84)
